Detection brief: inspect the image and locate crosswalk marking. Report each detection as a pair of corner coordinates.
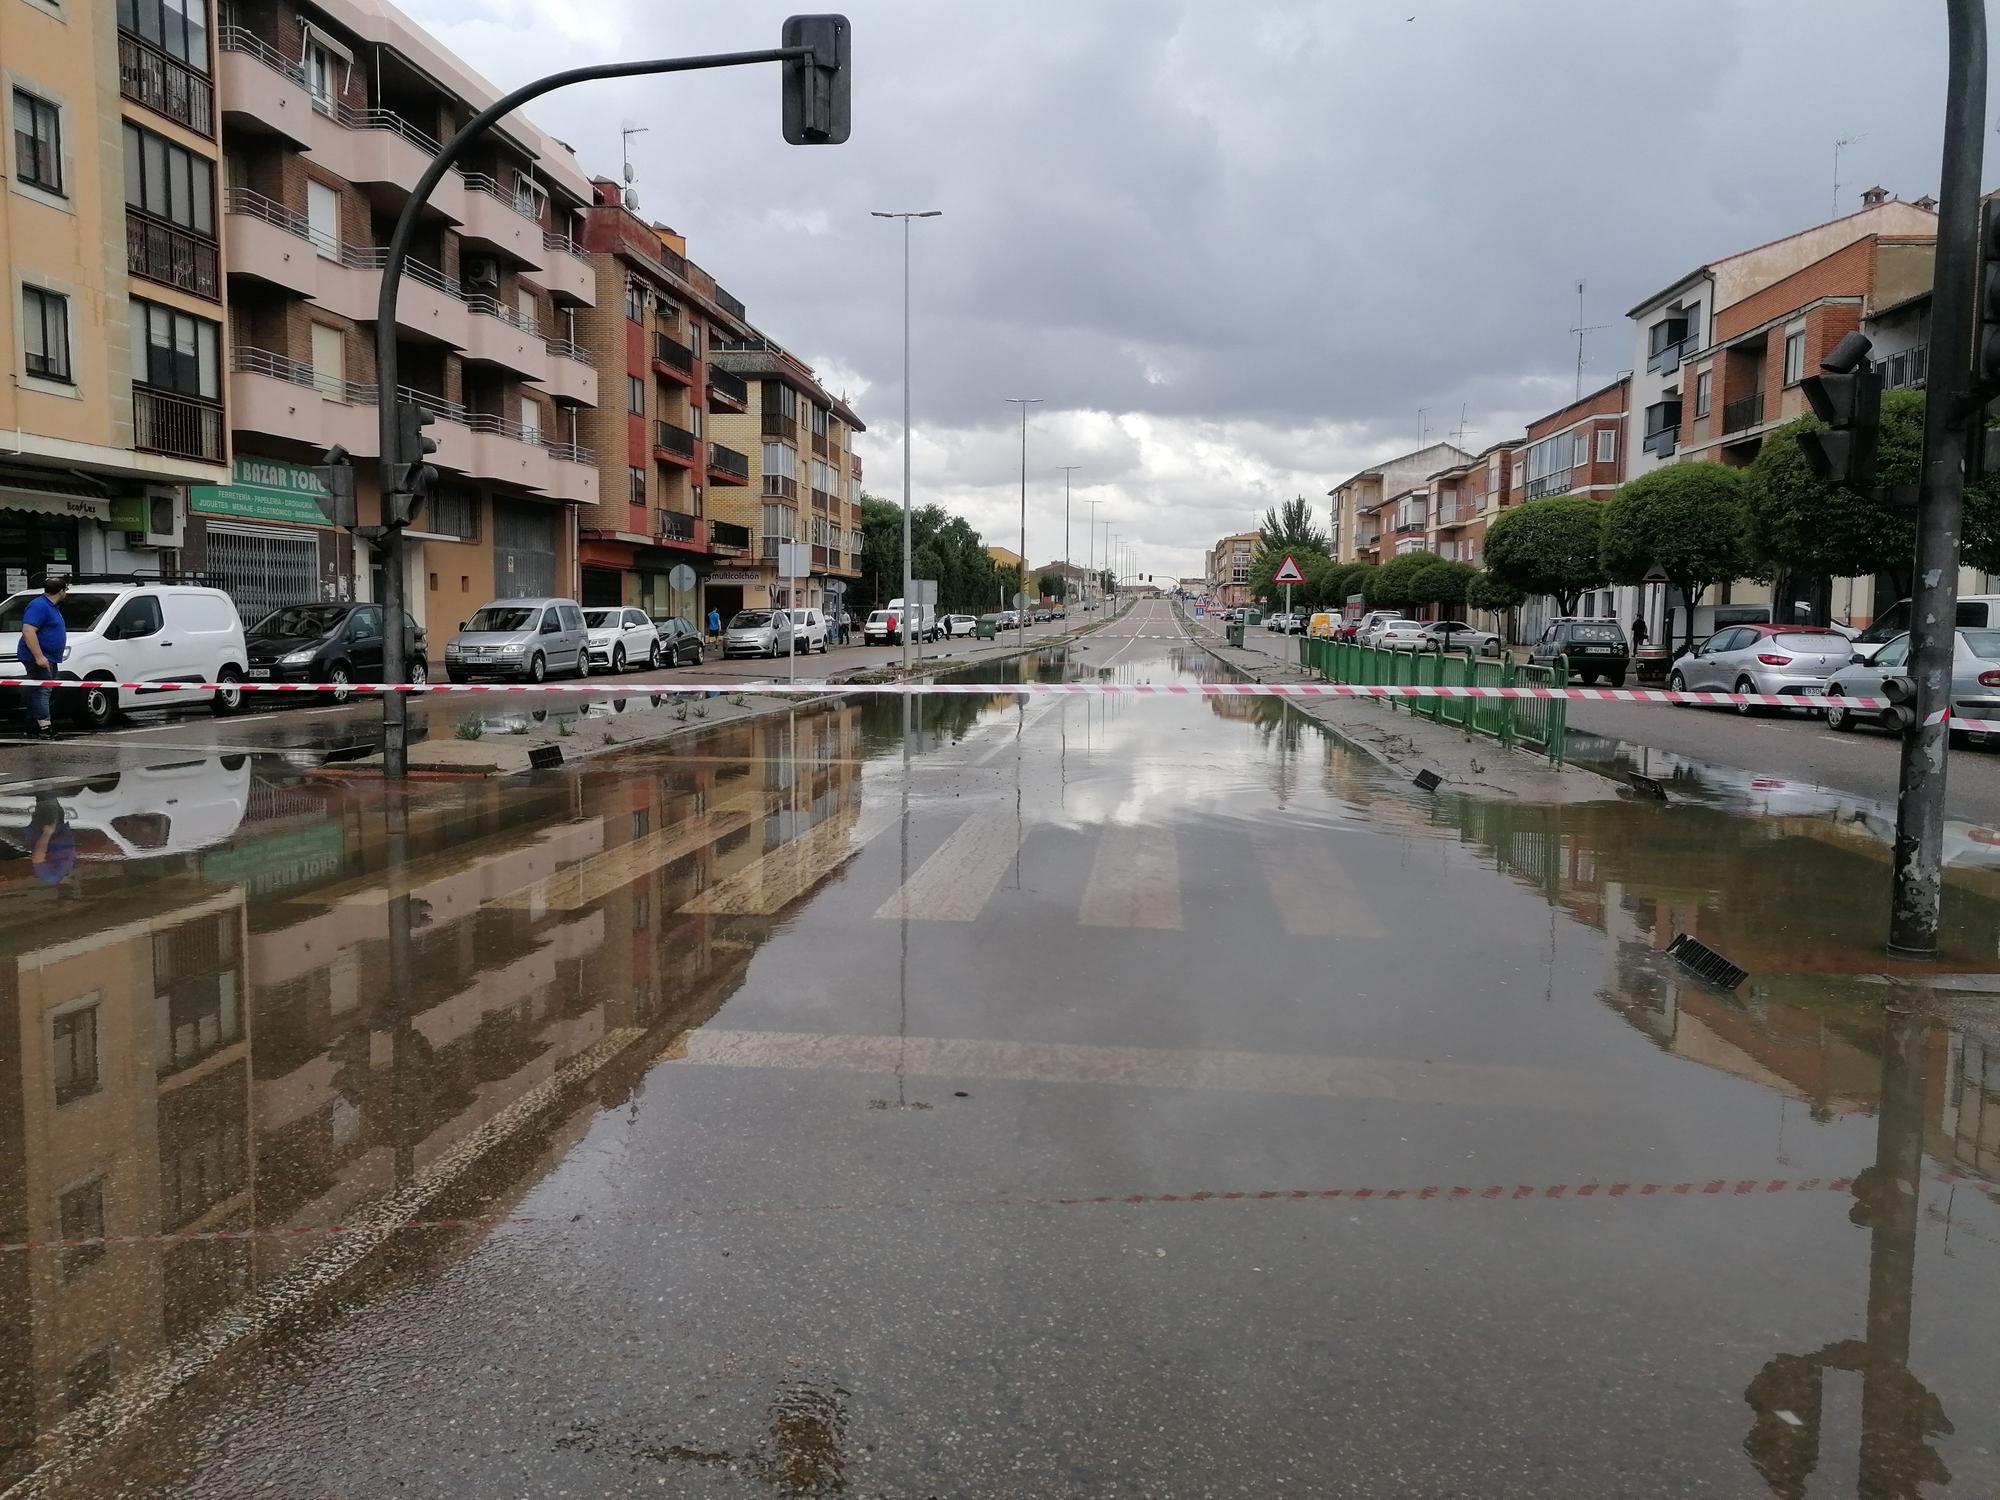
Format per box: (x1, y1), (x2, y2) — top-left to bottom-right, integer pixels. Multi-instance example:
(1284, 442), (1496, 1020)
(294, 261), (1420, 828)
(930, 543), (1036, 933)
(1259, 828), (1384, 939)
(681, 801), (901, 917)
(874, 811), (1021, 922)
(1079, 826), (1182, 930)
(498, 808), (755, 913)
(972, 697), (1068, 764)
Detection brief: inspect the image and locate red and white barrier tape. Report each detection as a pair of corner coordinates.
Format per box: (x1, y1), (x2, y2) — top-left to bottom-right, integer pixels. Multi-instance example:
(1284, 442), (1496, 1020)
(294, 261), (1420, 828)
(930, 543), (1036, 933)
(8, 675), (1999, 731)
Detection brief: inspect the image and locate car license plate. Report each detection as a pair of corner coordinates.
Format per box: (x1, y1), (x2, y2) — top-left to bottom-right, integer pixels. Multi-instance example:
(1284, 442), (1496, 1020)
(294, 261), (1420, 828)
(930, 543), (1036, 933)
(1584, 645), (1610, 654)
(248, 668), (272, 678)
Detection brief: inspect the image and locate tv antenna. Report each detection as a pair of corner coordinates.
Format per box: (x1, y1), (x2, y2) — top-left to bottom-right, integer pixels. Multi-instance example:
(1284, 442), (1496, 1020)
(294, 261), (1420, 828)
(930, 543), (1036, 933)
(1569, 280), (1609, 402)
(1832, 134), (1863, 218)
(620, 125), (649, 208)
(1450, 403), (1476, 451)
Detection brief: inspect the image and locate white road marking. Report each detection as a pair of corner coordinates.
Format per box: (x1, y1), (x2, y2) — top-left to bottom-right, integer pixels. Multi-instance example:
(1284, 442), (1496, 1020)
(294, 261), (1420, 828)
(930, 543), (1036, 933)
(1080, 826), (1182, 930)
(874, 811), (1020, 922)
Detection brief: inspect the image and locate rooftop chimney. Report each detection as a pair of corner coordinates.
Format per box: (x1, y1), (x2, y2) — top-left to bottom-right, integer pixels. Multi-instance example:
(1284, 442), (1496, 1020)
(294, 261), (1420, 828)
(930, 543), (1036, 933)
(1914, 194), (1939, 213)
(1860, 185), (1891, 208)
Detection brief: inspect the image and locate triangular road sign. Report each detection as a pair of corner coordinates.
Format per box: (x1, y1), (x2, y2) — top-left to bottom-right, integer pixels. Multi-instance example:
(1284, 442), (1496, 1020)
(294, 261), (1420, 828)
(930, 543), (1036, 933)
(1273, 554), (1305, 584)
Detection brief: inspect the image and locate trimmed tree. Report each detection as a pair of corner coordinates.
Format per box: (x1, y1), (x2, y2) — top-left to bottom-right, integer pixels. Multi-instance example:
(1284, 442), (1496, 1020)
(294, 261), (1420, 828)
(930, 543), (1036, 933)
(1362, 552), (1442, 609)
(1466, 570), (1527, 645)
(1037, 571), (1067, 602)
(1600, 462), (1755, 657)
(1480, 498), (1608, 616)
(1412, 559), (1476, 609)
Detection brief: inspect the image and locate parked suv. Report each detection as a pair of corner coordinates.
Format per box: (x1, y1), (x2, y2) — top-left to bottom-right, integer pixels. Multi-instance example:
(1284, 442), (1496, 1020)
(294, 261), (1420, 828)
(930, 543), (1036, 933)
(1528, 618), (1631, 686)
(246, 602), (427, 701)
(0, 580), (249, 729)
(583, 607), (660, 672)
(444, 598), (590, 682)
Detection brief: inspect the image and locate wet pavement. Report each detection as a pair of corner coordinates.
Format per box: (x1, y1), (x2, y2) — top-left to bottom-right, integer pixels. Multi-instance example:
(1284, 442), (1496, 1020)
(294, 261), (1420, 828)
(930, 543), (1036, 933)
(2, 599), (1998, 1497)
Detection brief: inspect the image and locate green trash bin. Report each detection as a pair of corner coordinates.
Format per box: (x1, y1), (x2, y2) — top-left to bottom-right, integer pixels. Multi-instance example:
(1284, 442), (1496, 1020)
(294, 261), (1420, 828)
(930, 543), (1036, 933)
(1244, 608), (1262, 628)
(1226, 622), (1245, 648)
(976, 614), (1000, 640)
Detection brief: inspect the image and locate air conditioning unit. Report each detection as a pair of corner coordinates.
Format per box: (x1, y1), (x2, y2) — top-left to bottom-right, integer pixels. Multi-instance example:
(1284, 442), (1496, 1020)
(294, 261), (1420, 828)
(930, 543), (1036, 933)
(464, 257), (502, 293)
(110, 485), (184, 549)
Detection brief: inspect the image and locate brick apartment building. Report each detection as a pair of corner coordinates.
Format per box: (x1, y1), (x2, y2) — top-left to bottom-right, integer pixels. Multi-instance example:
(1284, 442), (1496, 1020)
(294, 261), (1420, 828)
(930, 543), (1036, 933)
(1205, 530), (1258, 606)
(1425, 441), (1521, 567)
(1328, 442), (1470, 565)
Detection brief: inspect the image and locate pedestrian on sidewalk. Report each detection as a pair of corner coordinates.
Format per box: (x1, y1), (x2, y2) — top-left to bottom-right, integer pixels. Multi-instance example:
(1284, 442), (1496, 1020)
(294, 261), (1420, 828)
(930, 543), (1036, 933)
(15, 574), (69, 740)
(707, 606), (722, 641)
(1630, 616), (1648, 650)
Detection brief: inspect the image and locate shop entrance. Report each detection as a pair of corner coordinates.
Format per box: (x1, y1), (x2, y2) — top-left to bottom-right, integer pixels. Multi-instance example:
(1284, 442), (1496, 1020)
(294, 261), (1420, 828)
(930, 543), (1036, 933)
(704, 583), (743, 629)
(0, 510), (80, 595)
(581, 567), (624, 608)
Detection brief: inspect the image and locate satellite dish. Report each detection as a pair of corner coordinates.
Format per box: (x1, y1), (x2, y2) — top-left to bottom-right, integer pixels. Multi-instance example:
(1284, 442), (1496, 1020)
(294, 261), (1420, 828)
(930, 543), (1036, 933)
(623, 161), (636, 183)
(623, 187), (640, 212)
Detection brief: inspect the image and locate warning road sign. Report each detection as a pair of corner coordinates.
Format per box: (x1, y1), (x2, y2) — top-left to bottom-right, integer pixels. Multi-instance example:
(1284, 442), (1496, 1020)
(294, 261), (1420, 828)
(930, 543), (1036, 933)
(1273, 554), (1305, 584)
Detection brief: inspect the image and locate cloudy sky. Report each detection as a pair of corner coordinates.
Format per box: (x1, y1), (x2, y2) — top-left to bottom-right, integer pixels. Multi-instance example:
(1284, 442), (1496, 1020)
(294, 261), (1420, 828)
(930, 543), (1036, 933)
(412, 0), (1993, 581)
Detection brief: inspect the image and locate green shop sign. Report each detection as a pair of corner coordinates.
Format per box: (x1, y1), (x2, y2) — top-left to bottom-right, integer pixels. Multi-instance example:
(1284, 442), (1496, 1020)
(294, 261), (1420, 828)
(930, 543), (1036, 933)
(202, 822), (346, 897)
(190, 458), (335, 527)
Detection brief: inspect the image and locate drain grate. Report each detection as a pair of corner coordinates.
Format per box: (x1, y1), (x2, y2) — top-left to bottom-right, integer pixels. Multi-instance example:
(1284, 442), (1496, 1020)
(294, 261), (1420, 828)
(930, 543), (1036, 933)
(1664, 933), (1747, 991)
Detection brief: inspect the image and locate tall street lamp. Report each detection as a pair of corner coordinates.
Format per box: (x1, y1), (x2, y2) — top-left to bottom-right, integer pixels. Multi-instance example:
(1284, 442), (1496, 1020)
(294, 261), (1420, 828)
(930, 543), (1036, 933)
(1005, 398), (1043, 610)
(871, 209), (941, 670)
(1085, 496), (1101, 608)
(1056, 466), (1080, 605)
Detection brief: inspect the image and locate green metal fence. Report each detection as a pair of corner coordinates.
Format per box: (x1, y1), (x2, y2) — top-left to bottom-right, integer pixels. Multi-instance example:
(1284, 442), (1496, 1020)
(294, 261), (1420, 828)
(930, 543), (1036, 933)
(1296, 638), (1567, 766)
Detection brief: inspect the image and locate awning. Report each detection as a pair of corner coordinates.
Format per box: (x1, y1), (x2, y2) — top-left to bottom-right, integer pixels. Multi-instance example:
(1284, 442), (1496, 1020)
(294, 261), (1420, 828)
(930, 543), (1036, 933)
(0, 469), (112, 523)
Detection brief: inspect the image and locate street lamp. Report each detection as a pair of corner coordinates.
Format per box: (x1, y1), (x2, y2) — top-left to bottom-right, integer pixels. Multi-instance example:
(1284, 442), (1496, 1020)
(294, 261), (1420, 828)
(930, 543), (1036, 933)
(1084, 496), (1101, 609)
(870, 209), (941, 670)
(1056, 466), (1080, 607)
(1005, 398), (1043, 611)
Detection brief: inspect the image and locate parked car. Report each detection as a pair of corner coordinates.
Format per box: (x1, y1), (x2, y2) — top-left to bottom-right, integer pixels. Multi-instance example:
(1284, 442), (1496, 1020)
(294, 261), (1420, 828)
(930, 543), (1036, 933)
(863, 609), (896, 645)
(445, 598), (590, 683)
(1378, 620), (1432, 651)
(1529, 618), (1631, 687)
(942, 614), (979, 637)
(1418, 620), (1501, 656)
(0, 754), (250, 862)
(1355, 612), (1410, 647)
(1823, 628), (2000, 740)
(787, 608), (830, 654)
(1848, 594), (2000, 663)
(583, 606), (661, 672)
(1307, 611), (1343, 640)
(647, 615), (705, 666)
(722, 609), (796, 658)
(1052, 608), (1068, 620)
(0, 580), (250, 728)
(1264, 612), (1290, 633)
(1667, 624), (1851, 713)
(246, 602), (427, 701)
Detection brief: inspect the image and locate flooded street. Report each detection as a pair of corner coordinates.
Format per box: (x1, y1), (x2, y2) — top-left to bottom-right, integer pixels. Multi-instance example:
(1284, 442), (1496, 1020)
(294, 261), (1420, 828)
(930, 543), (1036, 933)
(3, 600), (1998, 1497)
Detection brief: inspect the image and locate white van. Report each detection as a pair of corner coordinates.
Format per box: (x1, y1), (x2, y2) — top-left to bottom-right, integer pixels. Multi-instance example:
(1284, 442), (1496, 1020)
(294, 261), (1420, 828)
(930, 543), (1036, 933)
(0, 582), (250, 729)
(1849, 594), (2000, 663)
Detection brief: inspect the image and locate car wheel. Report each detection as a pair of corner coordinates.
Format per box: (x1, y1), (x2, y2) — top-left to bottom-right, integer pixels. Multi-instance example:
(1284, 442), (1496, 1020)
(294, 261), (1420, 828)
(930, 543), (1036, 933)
(408, 657), (429, 687)
(1605, 672), (1626, 689)
(527, 653), (547, 684)
(1668, 669), (1690, 704)
(612, 645), (626, 674)
(647, 642), (660, 671)
(1825, 692), (1855, 731)
(211, 665), (245, 716)
(1734, 676), (1762, 716)
(576, 650), (591, 680)
(327, 663), (354, 704)
(74, 678), (117, 731)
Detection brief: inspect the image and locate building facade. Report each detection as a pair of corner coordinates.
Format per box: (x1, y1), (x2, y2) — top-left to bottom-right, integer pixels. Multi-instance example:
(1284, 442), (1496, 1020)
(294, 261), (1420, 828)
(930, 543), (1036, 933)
(1205, 530), (1258, 607)
(1425, 441), (1521, 567)
(1327, 442), (1471, 565)
(3, 0), (231, 590)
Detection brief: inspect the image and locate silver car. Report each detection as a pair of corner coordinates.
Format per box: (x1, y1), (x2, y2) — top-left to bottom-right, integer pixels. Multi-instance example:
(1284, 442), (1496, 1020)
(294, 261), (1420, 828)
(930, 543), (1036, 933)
(1418, 620), (1501, 656)
(1824, 628), (2000, 739)
(444, 597), (590, 683)
(1667, 624), (1851, 714)
(722, 608), (796, 658)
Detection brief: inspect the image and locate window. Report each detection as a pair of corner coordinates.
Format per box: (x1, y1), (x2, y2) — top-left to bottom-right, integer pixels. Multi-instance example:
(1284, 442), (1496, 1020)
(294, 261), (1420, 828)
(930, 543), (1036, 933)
(1571, 433), (1589, 469)
(52, 1003), (100, 1105)
(629, 466), (646, 505)
(59, 1179), (106, 1278)
(13, 89), (64, 196)
(1694, 370), (1712, 418)
(304, 40), (333, 112)
(119, 0), (213, 72)
(1596, 428), (1617, 464)
(122, 121), (213, 235)
(310, 322), (343, 396)
(108, 594), (163, 640)
(306, 179), (339, 259)
(762, 441), (796, 476)
(130, 298), (219, 395)
(689, 323), (701, 356)
(1646, 312), (1691, 371)
(427, 488), (478, 540)
(518, 396), (540, 443)
(22, 286), (71, 383)
(1783, 330), (1806, 386)
(761, 502), (794, 541)
(625, 283), (646, 323)
(627, 375), (644, 415)
(688, 407), (702, 438)
(809, 403), (831, 438)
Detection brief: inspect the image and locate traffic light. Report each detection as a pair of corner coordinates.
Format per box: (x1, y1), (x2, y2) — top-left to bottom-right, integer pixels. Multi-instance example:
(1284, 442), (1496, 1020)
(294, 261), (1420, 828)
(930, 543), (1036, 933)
(310, 443), (357, 528)
(1979, 197), (2000, 391)
(782, 16), (851, 145)
(1798, 331), (1882, 493)
(388, 398), (439, 528)
(1879, 673), (1919, 733)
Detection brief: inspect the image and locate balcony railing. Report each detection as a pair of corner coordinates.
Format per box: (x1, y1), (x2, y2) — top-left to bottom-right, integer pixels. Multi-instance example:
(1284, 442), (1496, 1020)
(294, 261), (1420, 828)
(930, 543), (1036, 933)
(224, 186), (312, 239)
(542, 230), (587, 262)
(460, 172), (540, 222)
(715, 286), (747, 322)
(1722, 392), (1765, 435)
(655, 421), (696, 458)
(708, 443), (750, 480)
(1642, 426), (1678, 458)
(1525, 471), (1573, 500)
(657, 509), (698, 544)
(762, 411), (798, 441)
(1646, 328), (1696, 375)
(543, 339), (594, 366)
(762, 474), (798, 501)
(219, 26), (305, 82)
(547, 440), (595, 464)
(127, 211), (220, 300)
(811, 431), (830, 459)
(710, 520), (752, 553)
(810, 488), (833, 511)
(464, 293), (537, 335)
(1882, 344), (1930, 391)
(232, 344), (364, 401)
(133, 386), (224, 463)
(119, 32), (214, 133)
(652, 332), (694, 374)
(707, 366), (748, 408)
(1394, 520), (1425, 535)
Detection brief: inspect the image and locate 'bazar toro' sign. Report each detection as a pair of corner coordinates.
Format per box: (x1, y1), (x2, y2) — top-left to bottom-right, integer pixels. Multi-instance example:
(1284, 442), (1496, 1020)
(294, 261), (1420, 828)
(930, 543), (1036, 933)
(190, 458), (334, 527)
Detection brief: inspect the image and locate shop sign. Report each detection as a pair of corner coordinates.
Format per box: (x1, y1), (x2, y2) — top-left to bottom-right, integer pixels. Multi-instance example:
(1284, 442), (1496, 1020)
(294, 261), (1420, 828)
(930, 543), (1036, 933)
(707, 569), (764, 583)
(190, 458), (334, 527)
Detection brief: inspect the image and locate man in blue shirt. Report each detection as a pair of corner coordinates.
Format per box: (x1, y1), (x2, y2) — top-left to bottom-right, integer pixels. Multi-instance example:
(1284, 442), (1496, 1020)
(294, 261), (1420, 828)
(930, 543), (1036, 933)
(16, 574), (69, 739)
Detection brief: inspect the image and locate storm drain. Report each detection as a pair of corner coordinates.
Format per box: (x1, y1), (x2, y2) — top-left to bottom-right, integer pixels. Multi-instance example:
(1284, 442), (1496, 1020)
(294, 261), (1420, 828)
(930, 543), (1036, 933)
(1664, 933), (1747, 992)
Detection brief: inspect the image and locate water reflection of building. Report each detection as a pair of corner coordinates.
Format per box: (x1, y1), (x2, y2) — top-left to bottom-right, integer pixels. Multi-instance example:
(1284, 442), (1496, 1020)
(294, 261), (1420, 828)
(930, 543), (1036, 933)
(1, 702), (879, 1484)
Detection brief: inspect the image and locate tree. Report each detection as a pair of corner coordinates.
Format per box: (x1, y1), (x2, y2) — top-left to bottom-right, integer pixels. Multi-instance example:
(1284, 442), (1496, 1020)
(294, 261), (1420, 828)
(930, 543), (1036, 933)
(1258, 494), (1328, 555)
(1412, 559), (1477, 609)
(1466, 570), (1526, 643)
(1601, 462), (1755, 656)
(1481, 498), (1608, 616)
(1362, 552), (1443, 608)
(1325, 563), (1375, 610)
(1037, 571), (1067, 602)
(1247, 543), (1332, 607)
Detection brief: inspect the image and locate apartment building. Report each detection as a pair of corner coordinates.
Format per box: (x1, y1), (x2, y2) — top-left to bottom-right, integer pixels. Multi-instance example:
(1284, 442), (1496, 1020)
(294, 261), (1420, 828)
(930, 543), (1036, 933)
(208, 0), (601, 627)
(574, 187), (758, 621)
(704, 337), (864, 619)
(1327, 441), (1471, 565)
(2, 0), (231, 590)
(1424, 440), (1520, 567)
(1205, 530), (1258, 606)
(1521, 378), (1628, 504)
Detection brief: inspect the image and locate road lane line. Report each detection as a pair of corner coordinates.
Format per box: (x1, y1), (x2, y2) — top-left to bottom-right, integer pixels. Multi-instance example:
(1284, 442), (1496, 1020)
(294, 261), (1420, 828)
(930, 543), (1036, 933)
(1259, 829), (1385, 939)
(680, 800), (901, 917)
(1079, 826), (1182, 930)
(874, 811), (1020, 922)
(972, 696), (1067, 764)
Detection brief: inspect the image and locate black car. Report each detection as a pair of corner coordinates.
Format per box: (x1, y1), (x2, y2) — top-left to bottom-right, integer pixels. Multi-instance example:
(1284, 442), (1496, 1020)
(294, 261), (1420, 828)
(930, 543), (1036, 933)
(647, 615), (705, 666)
(1527, 618), (1630, 686)
(245, 603), (427, 699)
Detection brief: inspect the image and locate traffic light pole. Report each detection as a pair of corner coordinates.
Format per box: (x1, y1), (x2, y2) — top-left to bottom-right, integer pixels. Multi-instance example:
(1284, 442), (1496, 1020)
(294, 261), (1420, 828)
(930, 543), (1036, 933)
(368, 34), (833, 775)
(1888, 0), (1985, 955)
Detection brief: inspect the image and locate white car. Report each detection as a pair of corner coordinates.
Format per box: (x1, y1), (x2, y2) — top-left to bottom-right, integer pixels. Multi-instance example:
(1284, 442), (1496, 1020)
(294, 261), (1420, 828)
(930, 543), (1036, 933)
(582, 606), (661, 672)
(942, 614), (979, 638)
(0, 754), (250, 861)
(0, 581), (249, 729)
(1378, 620), (1432, 651)
(1356, 612), (1411, 647)
(787, 608), (830, 653)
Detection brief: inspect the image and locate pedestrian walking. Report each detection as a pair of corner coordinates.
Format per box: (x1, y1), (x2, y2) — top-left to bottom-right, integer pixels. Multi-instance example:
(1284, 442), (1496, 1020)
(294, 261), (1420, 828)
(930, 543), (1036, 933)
(1630, 616), (1648, 649)
(707, 606), (722, 641)
(15, 574), (69, 740)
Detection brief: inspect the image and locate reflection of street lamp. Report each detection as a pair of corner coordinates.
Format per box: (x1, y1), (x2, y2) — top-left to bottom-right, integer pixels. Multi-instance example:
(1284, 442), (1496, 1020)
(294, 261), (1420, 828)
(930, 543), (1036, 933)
(870, 210), (942, 672)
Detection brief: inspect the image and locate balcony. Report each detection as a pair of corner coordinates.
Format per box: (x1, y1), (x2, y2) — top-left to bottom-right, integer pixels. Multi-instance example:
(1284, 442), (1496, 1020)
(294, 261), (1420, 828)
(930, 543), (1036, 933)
(1394, 520), (1425, 536)
(812, 544), (831, 569)
(462, 295), (547, 381)
(1721, 391), (1766, 435)
(710, 520), (752, 556)
(708, 443), (750, 482)
(707, 366), (748, 411)
(1525, 472), (1573, 500)
(540, 232), (596, 306)
(762, 411), (799, 441)
(714, 286), (747, 322)
(811, 431), (830, 459)
(1646, 322), (1696, 375)
(655, 421), (697, 465)
(810, 488), (834, 512)
(127, 212), (220, 301)
(652, 332), (694, 385)
(119, 32), (213, 134)
(762, 474), (798, 501)
(538, 340), (597, 406)
(759, 535), (794, 563)
(1642, 426), (1679, 458)
(656, 509), (704, 549)
(328, 247), (467, 347)
(133, 387), (224, 464)
(459, 174), (546, 268)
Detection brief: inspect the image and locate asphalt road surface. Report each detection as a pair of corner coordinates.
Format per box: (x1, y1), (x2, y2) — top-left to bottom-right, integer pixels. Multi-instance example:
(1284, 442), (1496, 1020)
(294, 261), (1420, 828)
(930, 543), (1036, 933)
(3, 599), (1997, 1498)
